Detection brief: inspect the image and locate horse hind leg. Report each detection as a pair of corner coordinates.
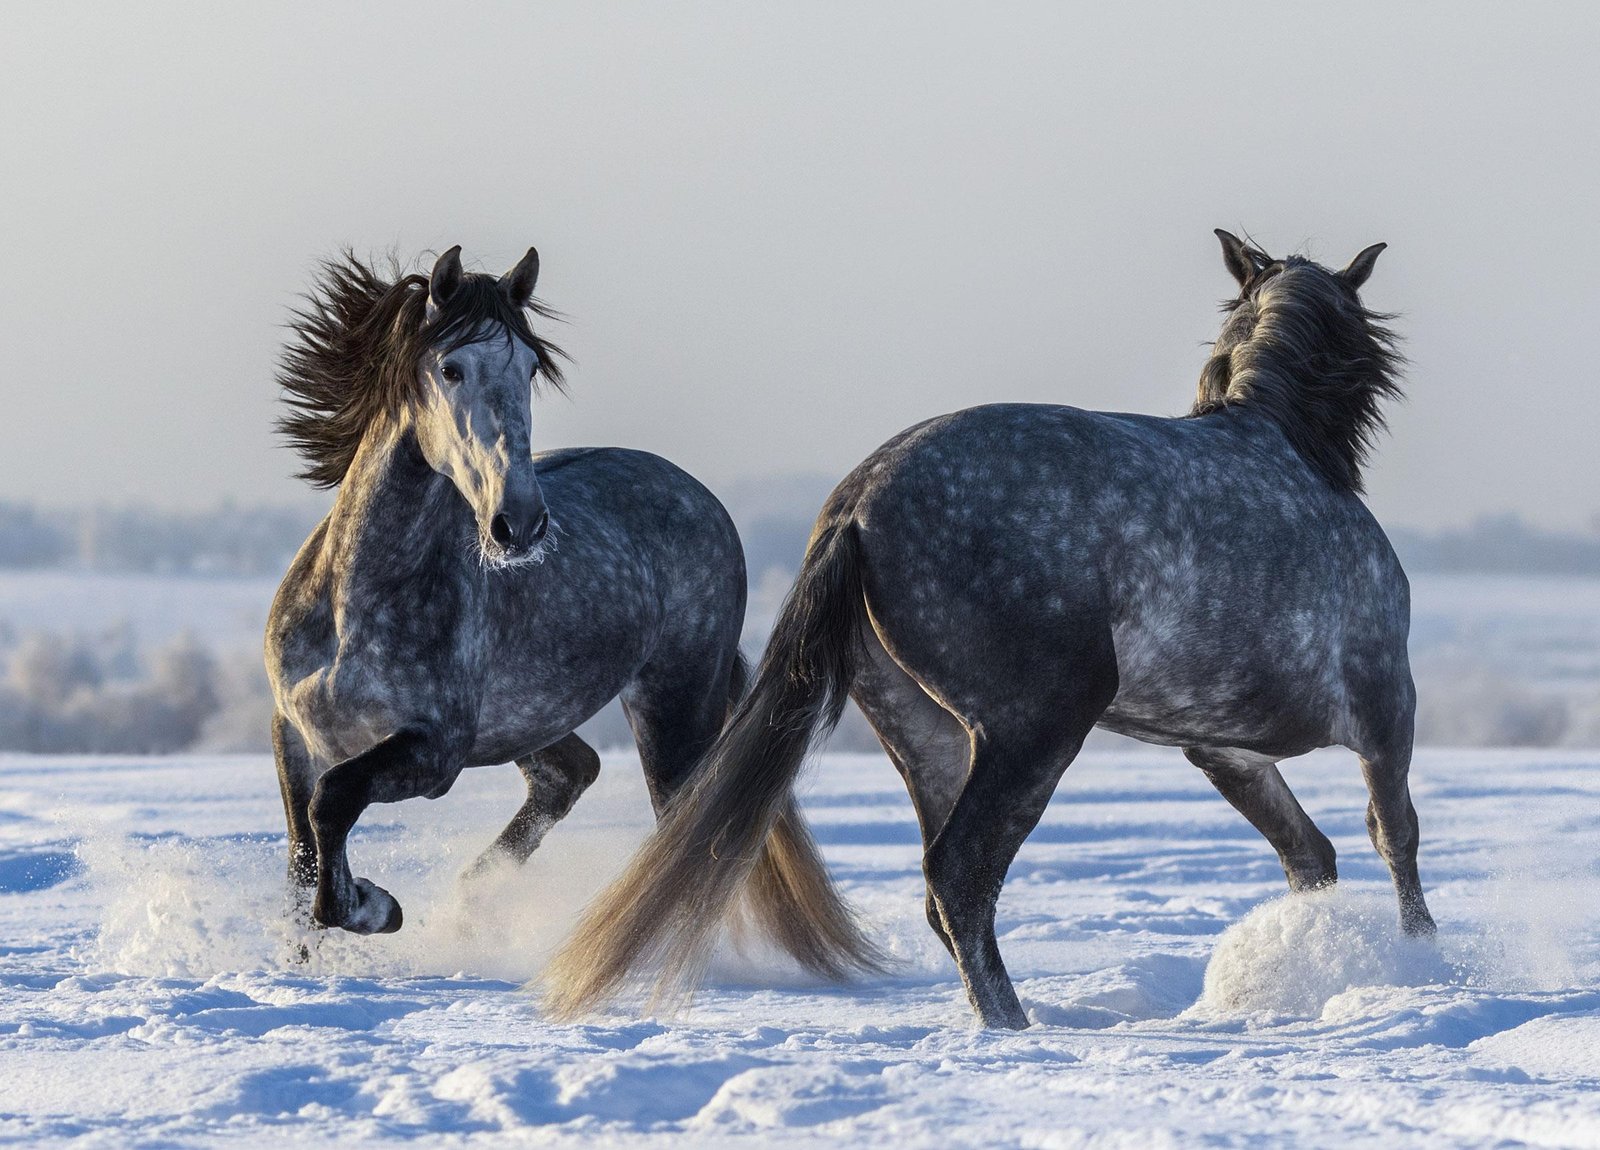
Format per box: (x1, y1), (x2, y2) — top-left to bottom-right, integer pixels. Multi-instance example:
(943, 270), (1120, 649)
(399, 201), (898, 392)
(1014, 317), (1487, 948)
(923, 711), (1107, 1029)
(623, 646), (741, 815)
(467, 733), (601, 876)
(273, 711), (319, 960)
(1184, 747), (1337, 891)
(920, 628), (1118, 1029)
(851, 627), (972, 958)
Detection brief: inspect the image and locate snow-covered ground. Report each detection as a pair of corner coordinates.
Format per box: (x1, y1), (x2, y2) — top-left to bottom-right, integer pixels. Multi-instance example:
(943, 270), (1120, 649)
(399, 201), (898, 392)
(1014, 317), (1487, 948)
(3, 743), (1598, 1147)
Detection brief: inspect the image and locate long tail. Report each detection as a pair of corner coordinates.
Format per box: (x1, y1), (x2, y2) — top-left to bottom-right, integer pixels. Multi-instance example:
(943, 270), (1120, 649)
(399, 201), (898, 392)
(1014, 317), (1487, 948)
(543, 517), (885, 1018)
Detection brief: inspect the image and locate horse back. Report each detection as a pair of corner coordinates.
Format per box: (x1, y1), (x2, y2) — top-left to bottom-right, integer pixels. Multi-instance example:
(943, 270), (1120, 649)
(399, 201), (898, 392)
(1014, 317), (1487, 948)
(842, 403), (1411, 757)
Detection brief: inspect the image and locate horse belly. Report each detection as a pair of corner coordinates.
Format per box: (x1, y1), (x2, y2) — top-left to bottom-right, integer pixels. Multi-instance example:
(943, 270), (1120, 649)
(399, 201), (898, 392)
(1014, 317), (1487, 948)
(468, 670), (616, 765)
(467, 618), (651, 764)
(1102, 616), (1340, 754)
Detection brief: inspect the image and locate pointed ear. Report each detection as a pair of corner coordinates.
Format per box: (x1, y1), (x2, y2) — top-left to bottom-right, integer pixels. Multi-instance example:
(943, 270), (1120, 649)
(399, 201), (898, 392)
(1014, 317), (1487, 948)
(1215, 229), (1263, 288)
(1340, 242), (1386, 290)
(427, 245), (464, 317)
(499, 247), (540, 307)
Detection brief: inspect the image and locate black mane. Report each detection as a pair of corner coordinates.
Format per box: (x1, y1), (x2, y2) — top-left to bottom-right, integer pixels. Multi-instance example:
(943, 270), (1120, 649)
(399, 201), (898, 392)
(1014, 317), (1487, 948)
(277, 251), (566, 488)
(1192, 248), (1402, 493)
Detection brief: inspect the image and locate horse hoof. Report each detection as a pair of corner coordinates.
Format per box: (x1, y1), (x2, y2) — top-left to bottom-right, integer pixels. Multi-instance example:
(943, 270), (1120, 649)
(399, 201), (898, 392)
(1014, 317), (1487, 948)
(313, 878), (404, 934)
(347, 877), (404, 935)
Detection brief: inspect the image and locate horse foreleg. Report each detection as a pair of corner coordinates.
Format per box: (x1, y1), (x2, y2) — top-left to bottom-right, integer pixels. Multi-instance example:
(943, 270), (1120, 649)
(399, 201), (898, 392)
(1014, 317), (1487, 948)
(467, 733), (601, 875)
(308, 727), (458, 934)
(1184, 747), (1337, 891)
(1359, 744), (1435, 936)
(272, 712), (318, 893)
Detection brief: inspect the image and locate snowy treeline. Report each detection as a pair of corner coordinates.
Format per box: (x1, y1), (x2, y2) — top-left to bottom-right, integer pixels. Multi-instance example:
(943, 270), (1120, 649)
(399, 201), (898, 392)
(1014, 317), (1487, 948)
(1389, 513), (1600, 577)
(2, 487), (1599, 754)
(0, 627), (226, 754)
(2, 618), (1599, 756)
(0, 502), (325, 576)
(1412, 661), (1600, 747)
(4, 496), (1600, 578)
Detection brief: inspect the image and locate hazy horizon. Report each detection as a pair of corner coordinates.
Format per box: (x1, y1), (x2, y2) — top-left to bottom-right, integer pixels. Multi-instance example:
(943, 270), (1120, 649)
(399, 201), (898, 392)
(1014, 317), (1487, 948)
(4, 3), (1597, 531)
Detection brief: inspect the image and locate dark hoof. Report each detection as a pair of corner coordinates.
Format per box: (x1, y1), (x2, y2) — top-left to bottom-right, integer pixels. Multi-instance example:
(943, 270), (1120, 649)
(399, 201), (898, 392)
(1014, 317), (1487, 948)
(313, 877), (404, 935)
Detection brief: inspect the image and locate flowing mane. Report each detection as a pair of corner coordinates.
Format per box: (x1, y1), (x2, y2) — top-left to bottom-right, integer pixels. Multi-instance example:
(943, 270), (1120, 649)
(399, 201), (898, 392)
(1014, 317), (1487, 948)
(1192, 247), (1402, 493)
(277, 251), (566, 488)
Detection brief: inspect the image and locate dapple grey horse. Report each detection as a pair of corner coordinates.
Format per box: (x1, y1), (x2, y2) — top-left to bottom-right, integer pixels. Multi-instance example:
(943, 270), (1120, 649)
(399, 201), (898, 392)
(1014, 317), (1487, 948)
(266, 248), (848, 965)
(546, 231), (1432, 1029)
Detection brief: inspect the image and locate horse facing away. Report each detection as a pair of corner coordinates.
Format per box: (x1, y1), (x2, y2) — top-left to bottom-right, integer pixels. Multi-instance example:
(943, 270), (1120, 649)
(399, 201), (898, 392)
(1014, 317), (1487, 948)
(545, 231), (1432, 1029)
(265, 247), (856, 971)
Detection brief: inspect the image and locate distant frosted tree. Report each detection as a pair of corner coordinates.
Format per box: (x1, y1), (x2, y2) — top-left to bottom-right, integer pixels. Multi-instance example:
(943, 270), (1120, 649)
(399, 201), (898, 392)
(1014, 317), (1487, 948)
(8, 633), (101, 708)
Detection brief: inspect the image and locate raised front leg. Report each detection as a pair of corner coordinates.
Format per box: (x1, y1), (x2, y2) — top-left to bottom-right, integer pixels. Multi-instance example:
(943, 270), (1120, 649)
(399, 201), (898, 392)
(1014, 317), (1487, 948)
(467, 733), (601, 875)
(1184, 747), (1337, 891)
(309, 726), (462, 934)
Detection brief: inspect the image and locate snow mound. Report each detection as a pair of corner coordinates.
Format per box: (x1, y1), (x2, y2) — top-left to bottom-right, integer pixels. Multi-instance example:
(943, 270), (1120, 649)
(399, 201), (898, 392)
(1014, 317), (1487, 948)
(1197, 888), (1454, 1018)
(1470, 1011), (1600, 1080)
(1027, 953), (1208, 1027)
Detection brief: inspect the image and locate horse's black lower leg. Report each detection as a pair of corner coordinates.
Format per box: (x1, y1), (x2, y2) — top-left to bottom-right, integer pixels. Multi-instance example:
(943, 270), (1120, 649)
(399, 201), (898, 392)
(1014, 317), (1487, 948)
(468, 733), (601, 875)
(1359, 746), (1434, 935)
(272, 712), (317, 892)
(1185, 747), (1337, 891)
(309, 726), (459, 934)
(924, 723), (1093, 1029)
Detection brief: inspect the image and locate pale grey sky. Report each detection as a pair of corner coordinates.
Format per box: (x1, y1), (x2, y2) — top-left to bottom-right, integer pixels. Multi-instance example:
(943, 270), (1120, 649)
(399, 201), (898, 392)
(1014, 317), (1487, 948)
(2, 2), (1596, 530)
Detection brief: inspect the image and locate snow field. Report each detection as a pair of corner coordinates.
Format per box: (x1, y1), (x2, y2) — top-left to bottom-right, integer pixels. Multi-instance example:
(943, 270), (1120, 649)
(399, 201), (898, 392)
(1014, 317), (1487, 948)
(2, 744), (1598, 1146)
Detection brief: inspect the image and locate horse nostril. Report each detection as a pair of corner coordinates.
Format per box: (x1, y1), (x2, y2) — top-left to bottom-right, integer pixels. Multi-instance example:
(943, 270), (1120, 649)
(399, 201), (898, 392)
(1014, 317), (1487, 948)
(528, 510), (549, 544)
(490, 514), (514, 548)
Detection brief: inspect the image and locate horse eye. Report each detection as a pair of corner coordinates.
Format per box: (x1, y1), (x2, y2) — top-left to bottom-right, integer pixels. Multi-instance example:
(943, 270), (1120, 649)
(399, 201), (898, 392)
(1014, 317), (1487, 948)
(440, 363), (463, 384)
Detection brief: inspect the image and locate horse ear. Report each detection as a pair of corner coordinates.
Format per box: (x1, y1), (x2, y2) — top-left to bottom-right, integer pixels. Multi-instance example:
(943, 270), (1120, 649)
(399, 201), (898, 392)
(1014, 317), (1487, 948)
(499, 247), (540, 307)
(1215, 229), (1261, 289)
(428, 245), (464, 316)
(1340, 242), (1386, 290)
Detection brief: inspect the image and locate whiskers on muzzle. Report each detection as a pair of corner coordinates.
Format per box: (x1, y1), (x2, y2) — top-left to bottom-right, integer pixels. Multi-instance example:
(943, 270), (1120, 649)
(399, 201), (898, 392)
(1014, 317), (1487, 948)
(475, 517), (564, 571)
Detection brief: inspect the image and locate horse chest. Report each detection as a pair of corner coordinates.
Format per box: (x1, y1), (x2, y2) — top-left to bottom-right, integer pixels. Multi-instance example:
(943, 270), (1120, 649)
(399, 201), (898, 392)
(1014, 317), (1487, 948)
(277, 595), (490, 764)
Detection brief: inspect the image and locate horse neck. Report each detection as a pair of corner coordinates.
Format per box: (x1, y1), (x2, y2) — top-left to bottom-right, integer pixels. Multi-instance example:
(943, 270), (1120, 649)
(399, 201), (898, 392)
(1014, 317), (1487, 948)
(324, 415), (476, 583)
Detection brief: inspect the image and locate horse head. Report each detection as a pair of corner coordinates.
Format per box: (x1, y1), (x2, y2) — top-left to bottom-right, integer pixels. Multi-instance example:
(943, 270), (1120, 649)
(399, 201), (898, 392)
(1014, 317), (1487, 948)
(1196, 230), (1400, 492)
(411, 245), (557, 566)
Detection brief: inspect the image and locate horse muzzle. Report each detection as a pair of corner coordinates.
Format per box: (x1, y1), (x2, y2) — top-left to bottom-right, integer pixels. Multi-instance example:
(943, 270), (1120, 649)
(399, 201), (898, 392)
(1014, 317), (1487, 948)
(481, 493), (552, 565)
